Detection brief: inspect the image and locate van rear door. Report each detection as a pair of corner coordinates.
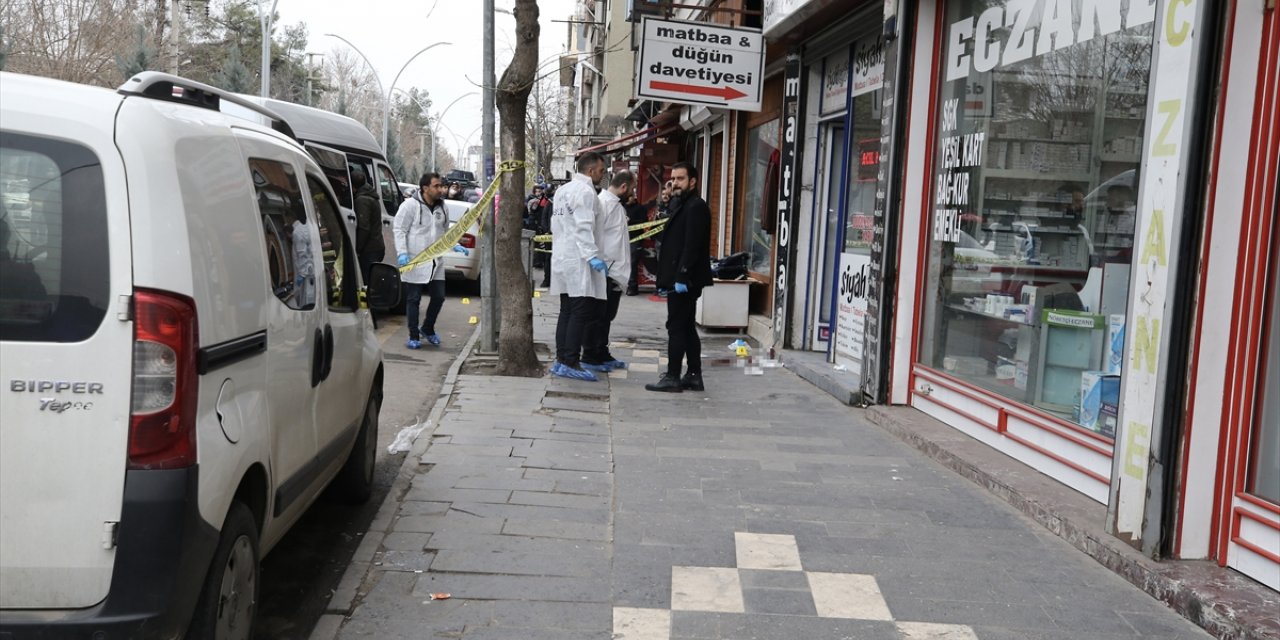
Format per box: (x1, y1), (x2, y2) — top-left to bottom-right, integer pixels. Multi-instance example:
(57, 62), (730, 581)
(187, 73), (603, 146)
(0, 122), (133, 607)
(375, 161), (404, 265)
(303, 142), (356, 232)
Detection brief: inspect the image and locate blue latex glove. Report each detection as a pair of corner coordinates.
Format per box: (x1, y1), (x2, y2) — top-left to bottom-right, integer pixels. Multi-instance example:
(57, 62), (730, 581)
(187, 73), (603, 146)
(588, 257), (608, 273)
(674, 282), (689, 294)
(397, 253), (410, 267)
(452, 244), (470, 256)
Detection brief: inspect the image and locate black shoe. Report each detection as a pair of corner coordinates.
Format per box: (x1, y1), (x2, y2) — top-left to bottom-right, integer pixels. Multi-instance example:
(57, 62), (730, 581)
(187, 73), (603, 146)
(680, 372), (704, 391)
(626, 288), (639, 296)
(645, 373), (684, 393)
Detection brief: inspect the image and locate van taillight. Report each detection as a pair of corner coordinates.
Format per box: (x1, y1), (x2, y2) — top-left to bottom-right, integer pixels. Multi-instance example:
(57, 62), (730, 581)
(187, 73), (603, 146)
(129, 289), (199, 470)
(460, 233), (476, 249)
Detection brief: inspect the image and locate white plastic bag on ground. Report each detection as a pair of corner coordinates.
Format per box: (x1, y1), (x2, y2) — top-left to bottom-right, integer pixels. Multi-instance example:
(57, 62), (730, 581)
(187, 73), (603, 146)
(387, 419), (431, 454)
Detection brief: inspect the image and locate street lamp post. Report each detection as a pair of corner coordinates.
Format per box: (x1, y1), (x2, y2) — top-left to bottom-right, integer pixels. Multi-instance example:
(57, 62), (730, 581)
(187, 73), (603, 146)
(430, 92), (478, 172)
(257, 0), (279, 98)
(480, 0), (497, 353)
(324, 34), (452, 153)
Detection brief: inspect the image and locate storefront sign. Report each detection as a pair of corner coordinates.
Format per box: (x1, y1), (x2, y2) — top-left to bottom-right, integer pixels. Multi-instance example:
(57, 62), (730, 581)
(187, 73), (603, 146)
(851, 35), (886, 97)
(820, 50), (849, 115)
(835, 252), (872, 369)
(1110, 0), (1206, 552)
(636, 17), (765, 111)
(772, 54), (803, 351)
(943, 0), (1157, 82)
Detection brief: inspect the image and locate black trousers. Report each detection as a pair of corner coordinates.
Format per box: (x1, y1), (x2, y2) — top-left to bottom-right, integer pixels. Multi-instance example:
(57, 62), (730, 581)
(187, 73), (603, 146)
(583, 284), (622, 364)
(665, 290), (701, 377)
(404, 280), (446, 339)
(556, 294), (601, 367)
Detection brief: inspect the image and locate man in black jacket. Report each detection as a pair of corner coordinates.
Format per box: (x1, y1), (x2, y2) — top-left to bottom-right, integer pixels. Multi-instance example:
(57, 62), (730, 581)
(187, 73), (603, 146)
(645, 161), (714, 393)
(353, 170), (384, 282)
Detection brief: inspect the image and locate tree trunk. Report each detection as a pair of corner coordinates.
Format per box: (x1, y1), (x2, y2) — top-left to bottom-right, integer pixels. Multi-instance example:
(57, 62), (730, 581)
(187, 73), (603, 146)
(492, 0), (542, 377)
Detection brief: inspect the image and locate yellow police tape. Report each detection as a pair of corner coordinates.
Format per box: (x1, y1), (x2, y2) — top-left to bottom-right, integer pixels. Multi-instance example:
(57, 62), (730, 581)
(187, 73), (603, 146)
(399, 160), (527, 274)
(531, 217), (668, 253)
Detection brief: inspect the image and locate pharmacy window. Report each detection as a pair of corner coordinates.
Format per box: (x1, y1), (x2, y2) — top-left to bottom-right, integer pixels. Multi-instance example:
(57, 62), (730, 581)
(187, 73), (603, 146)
(917, 0), (1155, 435)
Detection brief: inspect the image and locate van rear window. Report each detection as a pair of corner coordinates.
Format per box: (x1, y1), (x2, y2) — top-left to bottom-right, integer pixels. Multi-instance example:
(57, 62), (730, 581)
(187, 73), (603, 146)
(0, 132), (109, 342)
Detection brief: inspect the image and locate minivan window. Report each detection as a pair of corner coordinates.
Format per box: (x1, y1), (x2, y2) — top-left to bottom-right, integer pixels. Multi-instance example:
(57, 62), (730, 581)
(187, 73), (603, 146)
(377, 164), (403, 216)
(306, 175), (356, 311)
(249, 158), (316, 310)
(0, 132), (109, 342)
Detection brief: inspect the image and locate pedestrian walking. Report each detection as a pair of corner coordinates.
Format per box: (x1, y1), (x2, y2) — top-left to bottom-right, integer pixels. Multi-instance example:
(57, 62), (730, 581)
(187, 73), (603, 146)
(581, 171), (634, 372)
(645, 161), (713, 393)
(394, 172), (469, 349)
(352, 170), (384, 282)
(549, 152), (609, 381)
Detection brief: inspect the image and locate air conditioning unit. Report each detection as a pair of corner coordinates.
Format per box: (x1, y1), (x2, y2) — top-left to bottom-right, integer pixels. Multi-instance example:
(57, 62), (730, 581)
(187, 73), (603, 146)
(626, 0), (663, 22)
(680, 105), (715, 130)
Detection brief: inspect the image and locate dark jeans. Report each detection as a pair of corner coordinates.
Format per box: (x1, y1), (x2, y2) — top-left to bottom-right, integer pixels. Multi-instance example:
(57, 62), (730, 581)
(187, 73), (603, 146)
(665, 289), (701, 377)
(583, 284), (622, 364)
(405, 280), (446, 340)
(359, 250), (383, 284)
(556, 294), (601, 367)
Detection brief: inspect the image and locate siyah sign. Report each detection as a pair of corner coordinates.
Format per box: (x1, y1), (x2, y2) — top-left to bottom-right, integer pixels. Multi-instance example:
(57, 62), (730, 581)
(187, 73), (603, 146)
(637, 17), (765, 111)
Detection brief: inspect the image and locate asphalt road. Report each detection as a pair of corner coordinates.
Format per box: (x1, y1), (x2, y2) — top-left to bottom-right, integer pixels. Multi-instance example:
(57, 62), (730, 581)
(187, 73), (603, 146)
(253, 282), (480, 640)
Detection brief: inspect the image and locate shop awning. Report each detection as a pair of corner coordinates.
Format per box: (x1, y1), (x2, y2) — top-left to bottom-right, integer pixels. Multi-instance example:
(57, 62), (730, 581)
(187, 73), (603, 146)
(575, 123), (678, 157)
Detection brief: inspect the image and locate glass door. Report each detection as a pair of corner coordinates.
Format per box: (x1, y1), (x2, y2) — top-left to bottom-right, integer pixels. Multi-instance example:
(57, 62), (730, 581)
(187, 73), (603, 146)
(808, 123), (846, 350)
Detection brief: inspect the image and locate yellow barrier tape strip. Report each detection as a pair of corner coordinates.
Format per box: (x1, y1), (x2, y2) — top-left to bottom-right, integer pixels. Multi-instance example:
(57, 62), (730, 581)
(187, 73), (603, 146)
(531, 217), (668, 245)
(399, 160), (527, 273)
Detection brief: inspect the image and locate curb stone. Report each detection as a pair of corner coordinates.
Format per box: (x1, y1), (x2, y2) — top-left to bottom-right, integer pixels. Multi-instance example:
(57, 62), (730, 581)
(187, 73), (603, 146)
(307, 324), (481, 640)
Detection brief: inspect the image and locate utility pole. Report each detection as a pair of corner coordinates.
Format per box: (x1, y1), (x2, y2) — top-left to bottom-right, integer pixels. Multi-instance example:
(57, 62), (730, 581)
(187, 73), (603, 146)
(169, 0), (182, 74)
(257, 0), (278, 98)
(480, 0), (498, 353)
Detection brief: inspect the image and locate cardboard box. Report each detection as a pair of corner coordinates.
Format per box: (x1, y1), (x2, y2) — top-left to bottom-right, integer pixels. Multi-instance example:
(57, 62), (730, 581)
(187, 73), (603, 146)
(1080, 371), (1120, 435)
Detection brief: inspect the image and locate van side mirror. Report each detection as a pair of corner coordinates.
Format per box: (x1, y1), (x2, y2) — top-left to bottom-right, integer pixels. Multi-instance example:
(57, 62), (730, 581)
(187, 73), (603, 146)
(366, 263), (402, 309)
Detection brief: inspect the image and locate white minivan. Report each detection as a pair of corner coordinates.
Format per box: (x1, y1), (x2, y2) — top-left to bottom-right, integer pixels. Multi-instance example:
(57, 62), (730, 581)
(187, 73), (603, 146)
(230, 96), (406, 269)
(0, 71), (401, 638)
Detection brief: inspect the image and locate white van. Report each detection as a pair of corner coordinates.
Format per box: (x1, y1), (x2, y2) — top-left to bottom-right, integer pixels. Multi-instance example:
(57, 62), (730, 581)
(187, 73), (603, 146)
(0, 71), (401, 638)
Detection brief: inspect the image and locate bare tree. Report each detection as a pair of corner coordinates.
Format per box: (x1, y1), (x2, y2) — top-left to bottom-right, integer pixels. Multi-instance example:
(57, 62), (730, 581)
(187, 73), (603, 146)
(525, 68), (567, 184)
(4, 0), (139, 86)
(492, 0), (541, 377)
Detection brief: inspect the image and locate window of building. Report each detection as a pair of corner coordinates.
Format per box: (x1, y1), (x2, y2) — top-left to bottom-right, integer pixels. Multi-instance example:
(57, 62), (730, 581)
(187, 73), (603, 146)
(250, 158), (315, 310)
(1250, 237), (1280, 504)
(0, 133), (109, 342)
(741, 119), (780, 275)
(917, 1), (1154, 435)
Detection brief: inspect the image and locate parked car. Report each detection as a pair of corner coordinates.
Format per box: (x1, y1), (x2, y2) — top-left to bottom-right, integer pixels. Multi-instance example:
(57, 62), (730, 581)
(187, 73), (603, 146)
(442, 199), (480, 282)
(400, 181), (419, 198)
(0, 70), (401, 638)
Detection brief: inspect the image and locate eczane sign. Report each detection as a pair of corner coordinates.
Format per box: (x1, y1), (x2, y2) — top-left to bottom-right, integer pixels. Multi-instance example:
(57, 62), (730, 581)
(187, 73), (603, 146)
(636, 17), (764, 111)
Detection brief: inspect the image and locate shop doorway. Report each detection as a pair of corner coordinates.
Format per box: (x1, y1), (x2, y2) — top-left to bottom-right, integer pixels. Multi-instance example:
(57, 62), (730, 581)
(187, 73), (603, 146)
(808, 123), (846, 351)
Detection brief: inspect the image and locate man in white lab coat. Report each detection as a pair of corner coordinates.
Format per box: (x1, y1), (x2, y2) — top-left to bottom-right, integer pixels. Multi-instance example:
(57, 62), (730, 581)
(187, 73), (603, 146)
(581, 170), (634, 372)
(394, 172), (469, 349)
(548, 152), (609, 381)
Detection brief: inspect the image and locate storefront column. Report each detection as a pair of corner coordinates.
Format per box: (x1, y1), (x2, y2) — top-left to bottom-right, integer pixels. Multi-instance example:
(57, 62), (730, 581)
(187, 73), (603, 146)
(1107, 0), (1217, 555)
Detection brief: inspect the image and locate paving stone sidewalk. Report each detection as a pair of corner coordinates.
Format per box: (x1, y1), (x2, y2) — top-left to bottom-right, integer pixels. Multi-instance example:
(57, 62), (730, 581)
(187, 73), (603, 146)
(318, 291), (1210, 640)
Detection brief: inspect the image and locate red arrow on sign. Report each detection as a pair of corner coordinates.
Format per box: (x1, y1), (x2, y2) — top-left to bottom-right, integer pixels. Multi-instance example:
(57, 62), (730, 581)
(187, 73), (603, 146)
(649, 80), (748, 101)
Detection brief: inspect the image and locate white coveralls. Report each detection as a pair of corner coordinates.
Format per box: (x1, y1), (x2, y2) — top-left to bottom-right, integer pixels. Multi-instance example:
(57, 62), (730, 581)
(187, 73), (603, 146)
(596, 189), (631, 292)
(548, 172), (607, 300)
(393, 192), (449, 284)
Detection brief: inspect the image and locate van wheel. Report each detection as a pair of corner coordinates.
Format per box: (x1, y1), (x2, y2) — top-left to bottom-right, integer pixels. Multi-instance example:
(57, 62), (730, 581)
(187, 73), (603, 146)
(331, 392), (379, 504)
(187, 502), (258, 640)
